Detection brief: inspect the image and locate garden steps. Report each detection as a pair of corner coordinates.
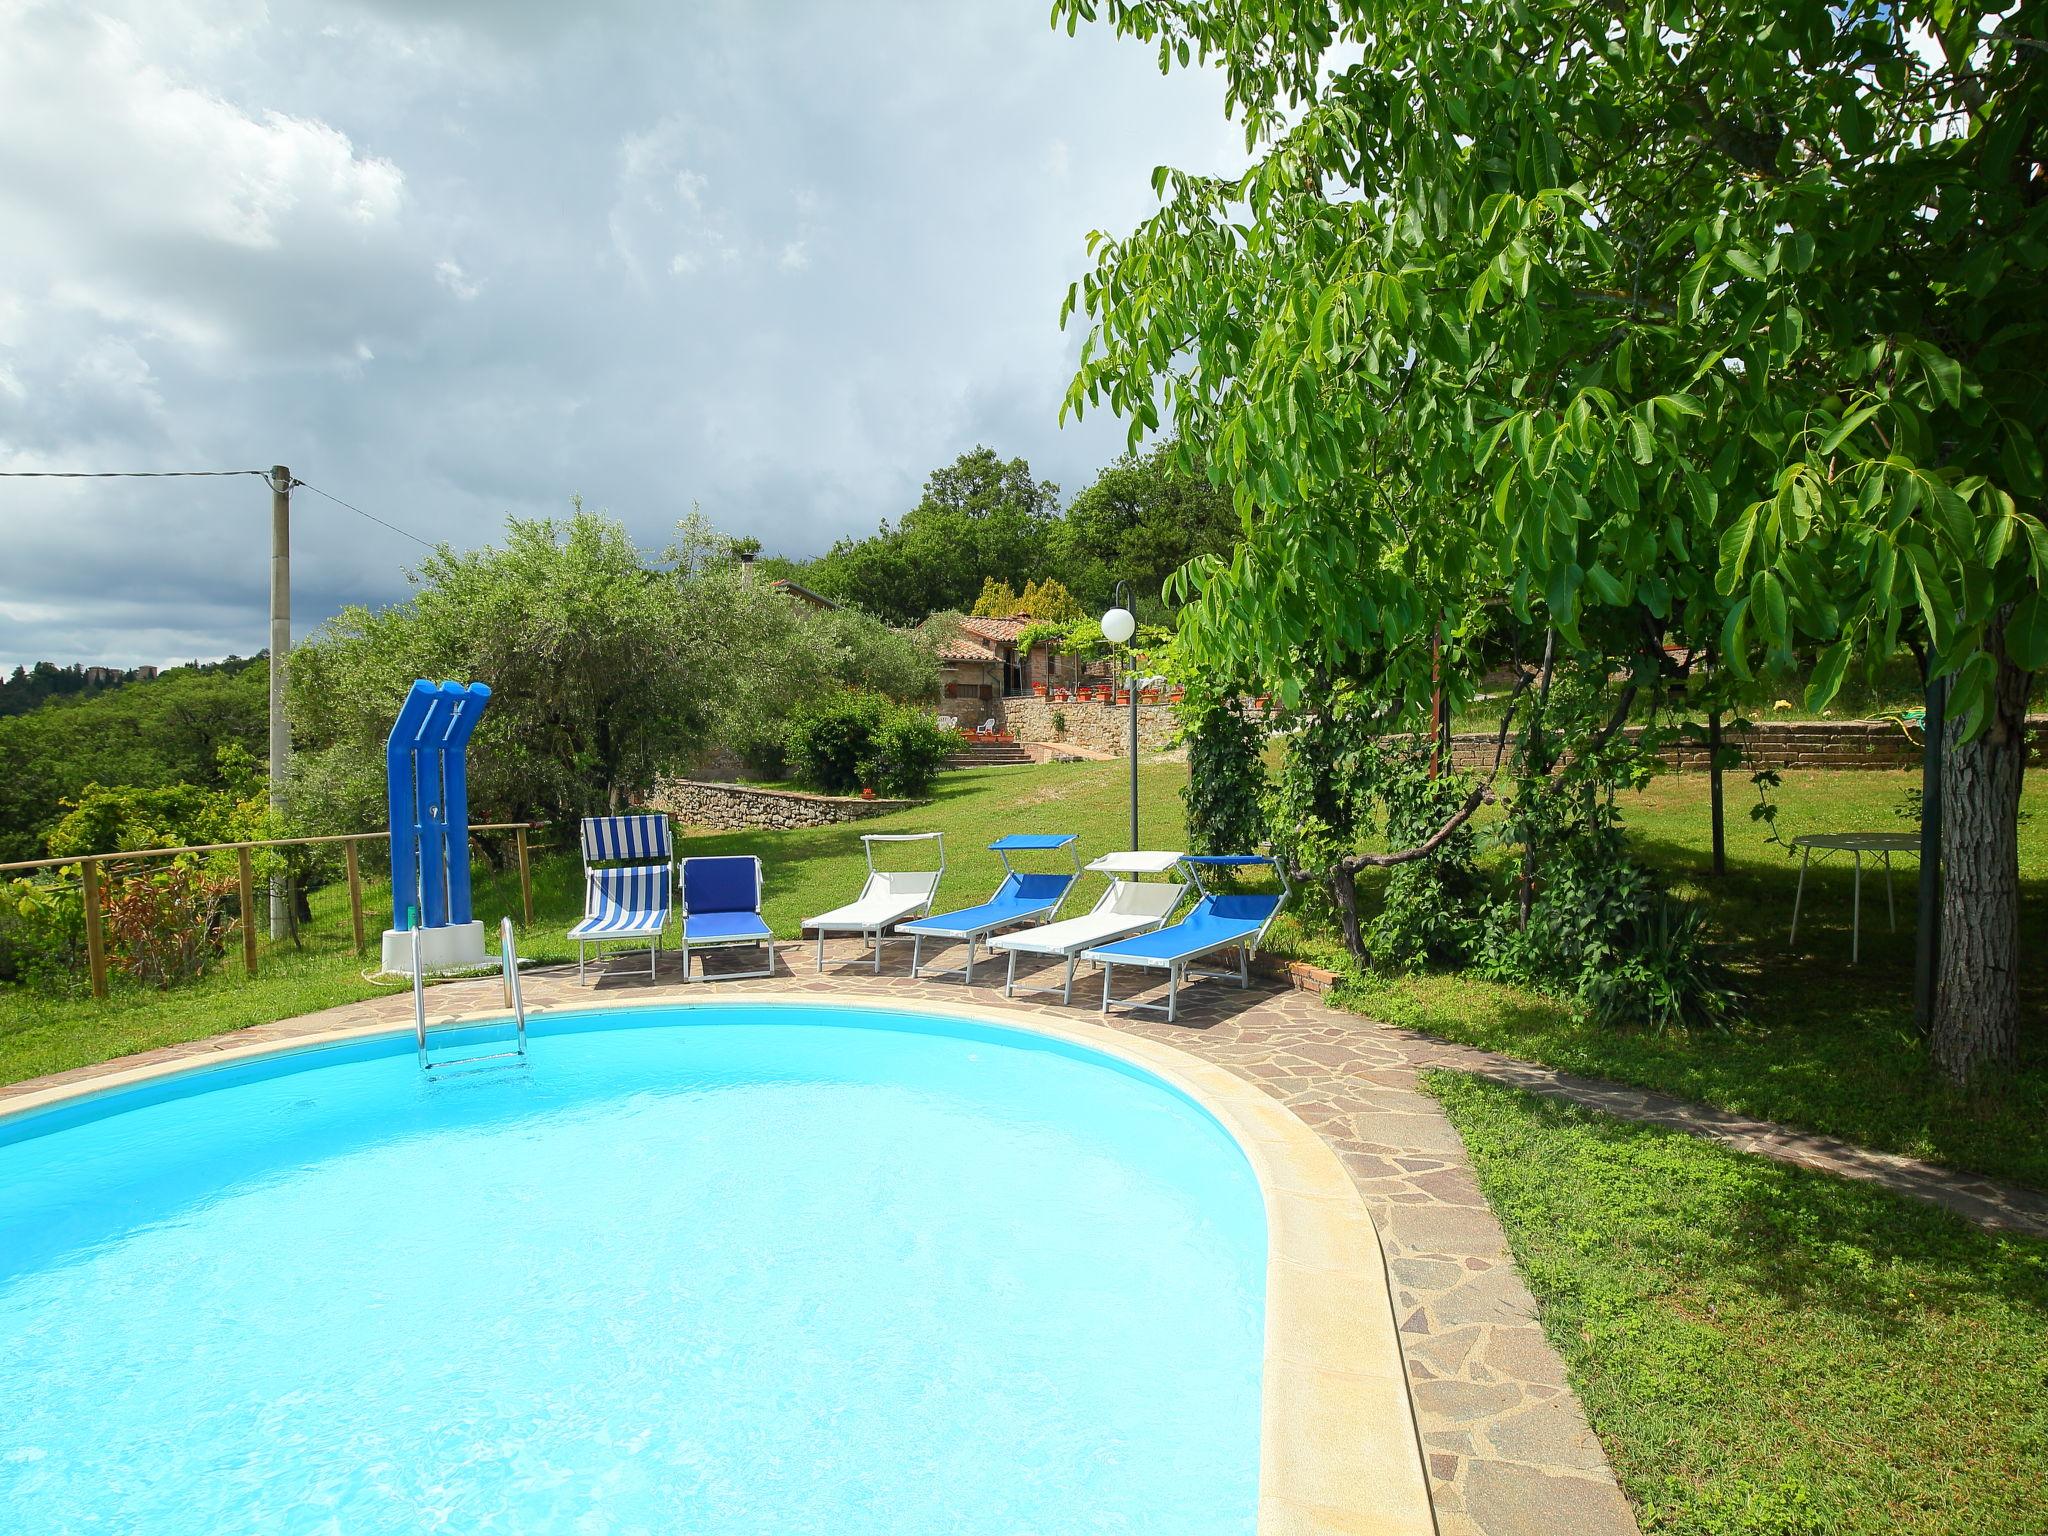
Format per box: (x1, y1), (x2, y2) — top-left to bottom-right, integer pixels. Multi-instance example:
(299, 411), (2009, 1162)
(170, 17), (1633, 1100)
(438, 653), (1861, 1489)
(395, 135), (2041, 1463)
(947, 741), (1034, 767)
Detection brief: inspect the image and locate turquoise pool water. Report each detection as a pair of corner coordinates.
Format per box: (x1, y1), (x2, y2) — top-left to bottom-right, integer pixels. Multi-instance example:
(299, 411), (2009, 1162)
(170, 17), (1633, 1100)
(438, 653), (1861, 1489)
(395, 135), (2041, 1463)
(0, 1004), (1266, 1533)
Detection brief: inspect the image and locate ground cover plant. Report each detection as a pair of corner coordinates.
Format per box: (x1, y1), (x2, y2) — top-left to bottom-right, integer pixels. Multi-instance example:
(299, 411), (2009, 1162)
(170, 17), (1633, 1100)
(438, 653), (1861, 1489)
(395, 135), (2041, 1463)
(1429, 1071), (2048, 1535)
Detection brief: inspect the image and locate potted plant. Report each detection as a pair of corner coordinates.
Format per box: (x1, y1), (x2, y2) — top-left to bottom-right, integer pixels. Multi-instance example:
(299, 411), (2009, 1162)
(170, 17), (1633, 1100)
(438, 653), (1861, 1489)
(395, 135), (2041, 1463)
(860, 786), (876, 800)
(1032, 681), (1048, 697)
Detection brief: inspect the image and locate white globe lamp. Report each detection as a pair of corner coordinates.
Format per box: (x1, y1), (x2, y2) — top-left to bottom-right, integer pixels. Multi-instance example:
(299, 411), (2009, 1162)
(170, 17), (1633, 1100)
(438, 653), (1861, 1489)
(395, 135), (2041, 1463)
(1100, 606), (1136, 645)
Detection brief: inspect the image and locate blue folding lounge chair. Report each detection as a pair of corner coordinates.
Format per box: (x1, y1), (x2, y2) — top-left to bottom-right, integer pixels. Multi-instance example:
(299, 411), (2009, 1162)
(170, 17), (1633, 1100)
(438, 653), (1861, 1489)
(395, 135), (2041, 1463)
(900, 833), (1081, 984)
(1081, 854), (1290, 1022)
(679, 854), (776, 981)
(569, 814), (673, 982)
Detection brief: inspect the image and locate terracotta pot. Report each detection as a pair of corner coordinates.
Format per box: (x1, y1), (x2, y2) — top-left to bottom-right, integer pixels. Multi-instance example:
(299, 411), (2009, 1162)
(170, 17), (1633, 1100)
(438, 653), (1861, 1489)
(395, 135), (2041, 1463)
(860, 787), (876, 800)
(1116, 691), (1131, 705)
(1032, 683), (1048, 696)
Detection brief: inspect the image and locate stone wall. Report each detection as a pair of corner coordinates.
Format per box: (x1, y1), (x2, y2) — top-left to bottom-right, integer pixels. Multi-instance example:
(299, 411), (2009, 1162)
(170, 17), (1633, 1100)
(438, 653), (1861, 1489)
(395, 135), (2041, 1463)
(1001, 696), (1183, 757)
(652, 778), (917, 830)
(1440, 717), (2048, 773)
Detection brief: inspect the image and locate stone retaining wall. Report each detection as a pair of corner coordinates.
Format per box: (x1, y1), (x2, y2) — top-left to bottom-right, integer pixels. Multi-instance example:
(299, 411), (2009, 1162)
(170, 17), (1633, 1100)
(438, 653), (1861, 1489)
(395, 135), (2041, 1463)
(1001, 696), (1182, 756)
(652, 779), (916, 830)
(1440, 716), (2048, 772)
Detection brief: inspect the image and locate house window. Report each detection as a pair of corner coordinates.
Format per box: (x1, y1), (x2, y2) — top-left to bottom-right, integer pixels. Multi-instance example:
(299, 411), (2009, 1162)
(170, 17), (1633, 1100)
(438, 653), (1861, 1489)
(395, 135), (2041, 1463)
(1002, 646), (1024, 697)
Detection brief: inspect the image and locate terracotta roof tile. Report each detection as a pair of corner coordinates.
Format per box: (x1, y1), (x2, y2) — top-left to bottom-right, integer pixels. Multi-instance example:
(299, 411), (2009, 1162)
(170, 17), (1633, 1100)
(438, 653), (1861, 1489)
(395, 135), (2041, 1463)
(933, 637), (998, 662)
(957, 615), (1033, 642)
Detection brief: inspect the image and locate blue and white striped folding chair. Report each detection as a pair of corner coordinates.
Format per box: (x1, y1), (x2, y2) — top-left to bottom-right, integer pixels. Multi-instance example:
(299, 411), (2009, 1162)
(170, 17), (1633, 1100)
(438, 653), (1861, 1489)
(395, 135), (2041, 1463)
(569, 813), (673, 982)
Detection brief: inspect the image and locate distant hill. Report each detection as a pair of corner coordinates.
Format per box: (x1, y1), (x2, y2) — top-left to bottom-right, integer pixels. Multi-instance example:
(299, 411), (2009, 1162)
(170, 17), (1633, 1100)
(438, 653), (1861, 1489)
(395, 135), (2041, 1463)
(0, 660), (268, 862)
(0, 655), (256, 719)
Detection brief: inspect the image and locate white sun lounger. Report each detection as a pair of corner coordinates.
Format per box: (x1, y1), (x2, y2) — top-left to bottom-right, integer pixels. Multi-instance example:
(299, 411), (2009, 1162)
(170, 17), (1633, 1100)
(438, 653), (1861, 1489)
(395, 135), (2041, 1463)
(989, 850), (1186, 1003)
(801, 833), (946, 973)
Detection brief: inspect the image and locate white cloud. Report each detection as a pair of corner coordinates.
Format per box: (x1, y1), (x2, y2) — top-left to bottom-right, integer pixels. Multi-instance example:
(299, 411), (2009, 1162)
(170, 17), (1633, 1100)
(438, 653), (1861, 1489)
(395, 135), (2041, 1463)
(434, 258), (481, 299)
(0, 0), (1244, 669)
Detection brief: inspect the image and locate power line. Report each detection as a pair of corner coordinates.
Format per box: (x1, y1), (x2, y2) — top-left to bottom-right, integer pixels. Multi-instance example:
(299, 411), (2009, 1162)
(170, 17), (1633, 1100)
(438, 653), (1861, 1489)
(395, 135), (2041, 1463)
(0, 467), (271, 478)
(290, 478), (438, 549)
(0, 465), (438, 549)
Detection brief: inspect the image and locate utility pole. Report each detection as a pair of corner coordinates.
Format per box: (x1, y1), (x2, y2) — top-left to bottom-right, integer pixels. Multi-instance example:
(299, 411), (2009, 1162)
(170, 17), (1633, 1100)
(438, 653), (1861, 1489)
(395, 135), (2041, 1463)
(269, 466), (291, 940)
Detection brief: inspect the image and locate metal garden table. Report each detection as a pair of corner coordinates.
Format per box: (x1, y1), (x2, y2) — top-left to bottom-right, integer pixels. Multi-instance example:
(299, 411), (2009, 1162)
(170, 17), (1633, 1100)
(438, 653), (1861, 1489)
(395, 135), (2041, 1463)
(1787, 831), (1922, 964)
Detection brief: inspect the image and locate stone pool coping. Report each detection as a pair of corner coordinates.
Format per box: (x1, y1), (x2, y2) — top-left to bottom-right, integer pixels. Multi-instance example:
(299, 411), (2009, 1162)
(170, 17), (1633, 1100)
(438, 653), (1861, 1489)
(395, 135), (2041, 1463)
(1, 989), (1437, 1536)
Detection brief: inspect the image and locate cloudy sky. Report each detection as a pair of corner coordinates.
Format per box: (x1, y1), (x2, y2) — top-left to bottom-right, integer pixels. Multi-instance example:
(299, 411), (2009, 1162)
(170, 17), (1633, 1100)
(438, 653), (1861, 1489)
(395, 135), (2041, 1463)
(0, 0), (1242, 671)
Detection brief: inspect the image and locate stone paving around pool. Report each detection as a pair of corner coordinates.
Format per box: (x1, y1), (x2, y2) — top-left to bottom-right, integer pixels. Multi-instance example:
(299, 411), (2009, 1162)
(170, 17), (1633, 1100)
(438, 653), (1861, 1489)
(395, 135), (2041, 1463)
(7, 937), (1640, 1536)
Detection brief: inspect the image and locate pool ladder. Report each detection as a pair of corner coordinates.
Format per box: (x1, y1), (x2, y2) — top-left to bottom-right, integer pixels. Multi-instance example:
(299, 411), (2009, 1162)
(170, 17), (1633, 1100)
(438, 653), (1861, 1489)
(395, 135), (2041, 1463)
(412, 912), (530, 1073)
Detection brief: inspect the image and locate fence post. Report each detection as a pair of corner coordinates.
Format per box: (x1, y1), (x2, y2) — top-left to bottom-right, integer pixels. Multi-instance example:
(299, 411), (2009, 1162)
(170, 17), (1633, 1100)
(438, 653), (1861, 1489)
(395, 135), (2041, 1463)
(344, 839), (366, 954)
(237, 846), (259, 976)
(515, 825), (534, 927)
(80, 856), (108, 1001)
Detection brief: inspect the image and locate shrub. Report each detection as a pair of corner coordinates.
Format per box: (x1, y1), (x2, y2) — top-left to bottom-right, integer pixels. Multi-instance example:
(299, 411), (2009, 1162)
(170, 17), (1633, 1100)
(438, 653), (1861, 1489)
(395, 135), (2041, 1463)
(785, 693), (958, 798)
(1582, 899), (1742, 1033)
(859, 711), (959, 798)
(0, 876), (85, 990)
(1180, 691), (1268, 855)
(101, 863), (238, 989)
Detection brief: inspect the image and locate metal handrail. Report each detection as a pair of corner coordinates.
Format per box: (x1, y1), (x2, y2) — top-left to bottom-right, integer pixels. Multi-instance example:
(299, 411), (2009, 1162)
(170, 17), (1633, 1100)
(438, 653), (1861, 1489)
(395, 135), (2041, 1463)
(501, 915), (528, 1054)
(409, 904), (428, 1068)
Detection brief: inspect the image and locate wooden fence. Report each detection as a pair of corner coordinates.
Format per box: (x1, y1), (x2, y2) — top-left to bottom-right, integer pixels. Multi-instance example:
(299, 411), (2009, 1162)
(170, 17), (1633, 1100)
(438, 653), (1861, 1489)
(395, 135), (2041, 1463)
(0, 823), (545, 1001)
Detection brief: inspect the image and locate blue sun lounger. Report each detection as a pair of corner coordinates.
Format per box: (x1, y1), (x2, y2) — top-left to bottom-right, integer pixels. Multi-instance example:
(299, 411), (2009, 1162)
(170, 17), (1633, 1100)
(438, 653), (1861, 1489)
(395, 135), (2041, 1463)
(569, 813), (674, 982)
(1082, 854), (1290, 1022)
(679, 854), (776, 982)
(902, 833), (1081, 984)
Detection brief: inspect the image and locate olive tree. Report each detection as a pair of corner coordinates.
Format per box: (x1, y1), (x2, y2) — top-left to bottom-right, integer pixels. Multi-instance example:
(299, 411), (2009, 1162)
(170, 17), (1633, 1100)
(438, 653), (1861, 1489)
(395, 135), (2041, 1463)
(1056, 0), (2045, 1083)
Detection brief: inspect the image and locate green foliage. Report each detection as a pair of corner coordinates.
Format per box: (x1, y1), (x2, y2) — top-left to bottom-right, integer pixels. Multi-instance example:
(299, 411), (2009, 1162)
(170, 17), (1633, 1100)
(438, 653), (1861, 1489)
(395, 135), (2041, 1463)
(804, 448), (1063, 624)
(99, 864), (239, 990)
(0, 876), (84, 990)
(0, 658), (222, 718)
(1364, 750), (1484, 971)
(1059, 0), (2045, 734)
(1179, 691), (1268, 855)
(290, 507), (712, 832)
(1049, 438), (1242, 615)
(695, 576), (939, 777)
(1581, 900), (1741, 1033)
(284, 506), (932, 829)
(44, 750), (269, 860)
(1430, 1072), (2048, 1535)
(787, 439), (1242, 626)
(783, 693), (959, 798)
(0, 661), (266, 862)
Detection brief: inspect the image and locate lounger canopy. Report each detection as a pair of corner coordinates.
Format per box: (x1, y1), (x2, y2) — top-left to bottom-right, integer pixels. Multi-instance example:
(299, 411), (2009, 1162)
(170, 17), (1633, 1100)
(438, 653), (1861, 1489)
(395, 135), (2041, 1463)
(901, 833), (1081, 984)
(801, 832), (946, 973)
(679, 854), (776, 981)
(1082, 853), (1291, 1021)
(568, 813), (673, 982)
(990, 850), (1187, 1003)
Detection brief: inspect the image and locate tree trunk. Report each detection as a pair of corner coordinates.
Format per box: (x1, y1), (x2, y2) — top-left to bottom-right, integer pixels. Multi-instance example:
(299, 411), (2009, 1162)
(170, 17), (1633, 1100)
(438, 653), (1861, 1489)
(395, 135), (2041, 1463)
(1931, 619), (2032, 1087)
(1328, 867), (1369, 963)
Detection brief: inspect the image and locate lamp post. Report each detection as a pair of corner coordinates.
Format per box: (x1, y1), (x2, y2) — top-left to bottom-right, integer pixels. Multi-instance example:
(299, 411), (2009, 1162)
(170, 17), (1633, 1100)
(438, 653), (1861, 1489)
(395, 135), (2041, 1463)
(1101, 586), (1139, 850)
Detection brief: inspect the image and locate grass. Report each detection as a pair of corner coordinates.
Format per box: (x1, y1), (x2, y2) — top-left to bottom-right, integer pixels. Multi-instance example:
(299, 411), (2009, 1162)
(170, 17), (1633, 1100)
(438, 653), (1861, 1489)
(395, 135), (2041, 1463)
(0, 763), (1192, 1089)
(1426, 1071), (2048, 1536)
(1335, 769), (2048, 1189)
(3, 758), (2042, 1192)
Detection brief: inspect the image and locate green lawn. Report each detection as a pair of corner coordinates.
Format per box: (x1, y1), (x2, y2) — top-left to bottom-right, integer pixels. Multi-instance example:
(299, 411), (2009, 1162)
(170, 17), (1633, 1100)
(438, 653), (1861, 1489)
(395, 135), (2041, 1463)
(3, 759), (2043, 1193)
(1337, 769), (2048, 1189)
(0, 763), (1192, 1089)
(1428, 1072), (2048, 1536)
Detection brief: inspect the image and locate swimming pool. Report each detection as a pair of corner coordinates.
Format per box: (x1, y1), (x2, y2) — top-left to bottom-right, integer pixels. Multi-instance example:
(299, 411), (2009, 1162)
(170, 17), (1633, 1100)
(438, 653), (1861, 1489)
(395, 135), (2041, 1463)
(1, 1002), (1269, 1534)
